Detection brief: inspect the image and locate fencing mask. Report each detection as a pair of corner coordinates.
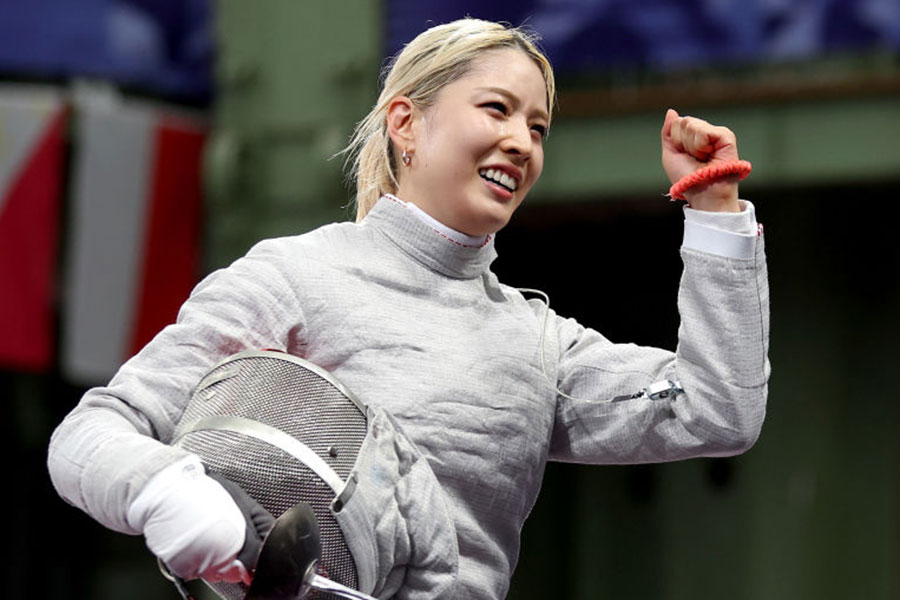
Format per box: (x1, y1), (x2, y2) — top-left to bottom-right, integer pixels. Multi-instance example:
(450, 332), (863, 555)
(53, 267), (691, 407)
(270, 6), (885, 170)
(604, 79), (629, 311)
(169, 350), (459, 600)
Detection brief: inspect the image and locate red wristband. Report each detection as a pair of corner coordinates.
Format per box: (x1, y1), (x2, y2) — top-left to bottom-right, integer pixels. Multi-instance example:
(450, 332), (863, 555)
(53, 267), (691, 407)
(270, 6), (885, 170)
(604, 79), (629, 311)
(668, 159), (752, 201)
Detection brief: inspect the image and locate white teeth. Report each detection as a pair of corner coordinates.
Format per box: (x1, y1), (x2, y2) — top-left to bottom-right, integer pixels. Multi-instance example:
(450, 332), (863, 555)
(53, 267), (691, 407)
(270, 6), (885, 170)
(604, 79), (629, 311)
(479, 168), (518, 191)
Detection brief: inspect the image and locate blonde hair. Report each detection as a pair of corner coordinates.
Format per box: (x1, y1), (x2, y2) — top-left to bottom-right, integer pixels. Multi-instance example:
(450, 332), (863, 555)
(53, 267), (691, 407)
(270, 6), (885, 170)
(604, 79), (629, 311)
(343, 18), (556, 221)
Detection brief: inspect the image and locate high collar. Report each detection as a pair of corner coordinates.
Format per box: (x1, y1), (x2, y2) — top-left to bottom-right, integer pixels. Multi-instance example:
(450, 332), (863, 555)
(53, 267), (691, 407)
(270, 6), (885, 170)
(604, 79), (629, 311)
(363, 195), (498, 280)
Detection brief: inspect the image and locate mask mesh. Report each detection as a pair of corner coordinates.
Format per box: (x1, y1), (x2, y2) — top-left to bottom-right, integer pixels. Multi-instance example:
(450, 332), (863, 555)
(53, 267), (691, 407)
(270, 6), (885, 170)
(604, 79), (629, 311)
(172, 352), (368, 600)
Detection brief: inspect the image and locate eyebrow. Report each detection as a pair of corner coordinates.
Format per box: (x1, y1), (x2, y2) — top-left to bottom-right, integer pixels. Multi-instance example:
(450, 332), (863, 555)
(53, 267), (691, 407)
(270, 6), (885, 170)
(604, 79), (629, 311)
(474, 86), (550, 122)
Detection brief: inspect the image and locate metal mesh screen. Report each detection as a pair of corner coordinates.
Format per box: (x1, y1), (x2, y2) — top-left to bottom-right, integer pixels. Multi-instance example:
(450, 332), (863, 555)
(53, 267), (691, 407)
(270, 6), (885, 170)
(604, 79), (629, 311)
(172, 352), (368, 600)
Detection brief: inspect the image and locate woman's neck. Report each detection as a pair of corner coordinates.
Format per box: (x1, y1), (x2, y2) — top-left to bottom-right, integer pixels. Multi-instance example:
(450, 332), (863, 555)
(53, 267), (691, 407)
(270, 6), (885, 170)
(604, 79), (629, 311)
(384, 194), (489, 248)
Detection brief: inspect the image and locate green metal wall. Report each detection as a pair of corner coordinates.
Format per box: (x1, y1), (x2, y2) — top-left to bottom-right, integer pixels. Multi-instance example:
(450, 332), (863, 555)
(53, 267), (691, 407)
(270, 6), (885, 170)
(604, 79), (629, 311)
(206, 0), (382, 268)
(535, 97), (900, 201)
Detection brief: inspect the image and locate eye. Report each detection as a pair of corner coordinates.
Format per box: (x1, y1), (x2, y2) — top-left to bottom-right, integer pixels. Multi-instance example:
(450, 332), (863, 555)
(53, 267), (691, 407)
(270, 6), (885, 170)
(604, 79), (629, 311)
(483, 101), (508, 115)
(531, 124), (548, 139)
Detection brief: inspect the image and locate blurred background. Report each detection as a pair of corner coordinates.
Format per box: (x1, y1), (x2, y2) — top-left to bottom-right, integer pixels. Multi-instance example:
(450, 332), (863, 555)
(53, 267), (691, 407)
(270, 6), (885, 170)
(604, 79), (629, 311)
(2, 0), (899, 598)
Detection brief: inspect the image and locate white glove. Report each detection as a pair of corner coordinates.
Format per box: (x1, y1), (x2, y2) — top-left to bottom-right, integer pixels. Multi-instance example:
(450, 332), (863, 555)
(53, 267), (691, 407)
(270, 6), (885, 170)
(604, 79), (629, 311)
(127, 455), (250, 584)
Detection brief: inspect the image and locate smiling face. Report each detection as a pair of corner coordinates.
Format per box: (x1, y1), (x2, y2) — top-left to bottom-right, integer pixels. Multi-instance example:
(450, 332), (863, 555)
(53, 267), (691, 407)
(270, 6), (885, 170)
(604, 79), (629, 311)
(392, 49), (550, 237)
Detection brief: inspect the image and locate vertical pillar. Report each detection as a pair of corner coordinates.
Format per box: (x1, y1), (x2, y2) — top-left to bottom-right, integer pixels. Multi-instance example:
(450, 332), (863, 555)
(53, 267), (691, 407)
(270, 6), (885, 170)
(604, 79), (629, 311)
(206, 0), (382, 268)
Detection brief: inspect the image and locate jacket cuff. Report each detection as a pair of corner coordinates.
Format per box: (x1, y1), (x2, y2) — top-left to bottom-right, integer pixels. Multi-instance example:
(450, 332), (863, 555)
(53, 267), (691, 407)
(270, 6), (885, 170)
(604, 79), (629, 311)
(682, 200), (759, 259)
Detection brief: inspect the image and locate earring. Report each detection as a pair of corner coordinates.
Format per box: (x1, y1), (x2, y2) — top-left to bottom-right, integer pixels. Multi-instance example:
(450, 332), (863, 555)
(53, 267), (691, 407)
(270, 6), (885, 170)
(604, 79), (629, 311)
(402, 149), (411, 166)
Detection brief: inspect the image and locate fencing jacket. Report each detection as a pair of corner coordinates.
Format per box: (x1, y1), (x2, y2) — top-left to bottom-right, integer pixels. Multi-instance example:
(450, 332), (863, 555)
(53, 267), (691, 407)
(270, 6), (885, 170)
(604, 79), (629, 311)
(48, 195), (770, 600)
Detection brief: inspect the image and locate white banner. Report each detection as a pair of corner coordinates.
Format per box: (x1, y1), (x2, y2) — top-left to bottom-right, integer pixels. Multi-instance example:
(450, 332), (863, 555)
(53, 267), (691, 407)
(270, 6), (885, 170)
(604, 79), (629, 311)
(63, 91), (207, 384)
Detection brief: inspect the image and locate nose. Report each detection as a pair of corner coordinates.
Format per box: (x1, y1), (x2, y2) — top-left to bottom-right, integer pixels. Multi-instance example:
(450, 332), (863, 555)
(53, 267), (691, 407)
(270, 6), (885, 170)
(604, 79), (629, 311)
(500, 117), (533, 161)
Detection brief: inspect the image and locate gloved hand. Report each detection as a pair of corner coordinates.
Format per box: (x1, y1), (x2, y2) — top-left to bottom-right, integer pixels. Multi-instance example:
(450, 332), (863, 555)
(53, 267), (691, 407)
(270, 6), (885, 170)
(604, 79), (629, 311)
(127, 455), (250, 584)
(206, 471), (275, 573)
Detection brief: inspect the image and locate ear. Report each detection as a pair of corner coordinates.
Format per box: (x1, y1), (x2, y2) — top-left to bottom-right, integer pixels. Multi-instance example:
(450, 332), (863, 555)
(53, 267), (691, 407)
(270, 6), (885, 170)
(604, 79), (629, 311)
(386, 96), (416, 151)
